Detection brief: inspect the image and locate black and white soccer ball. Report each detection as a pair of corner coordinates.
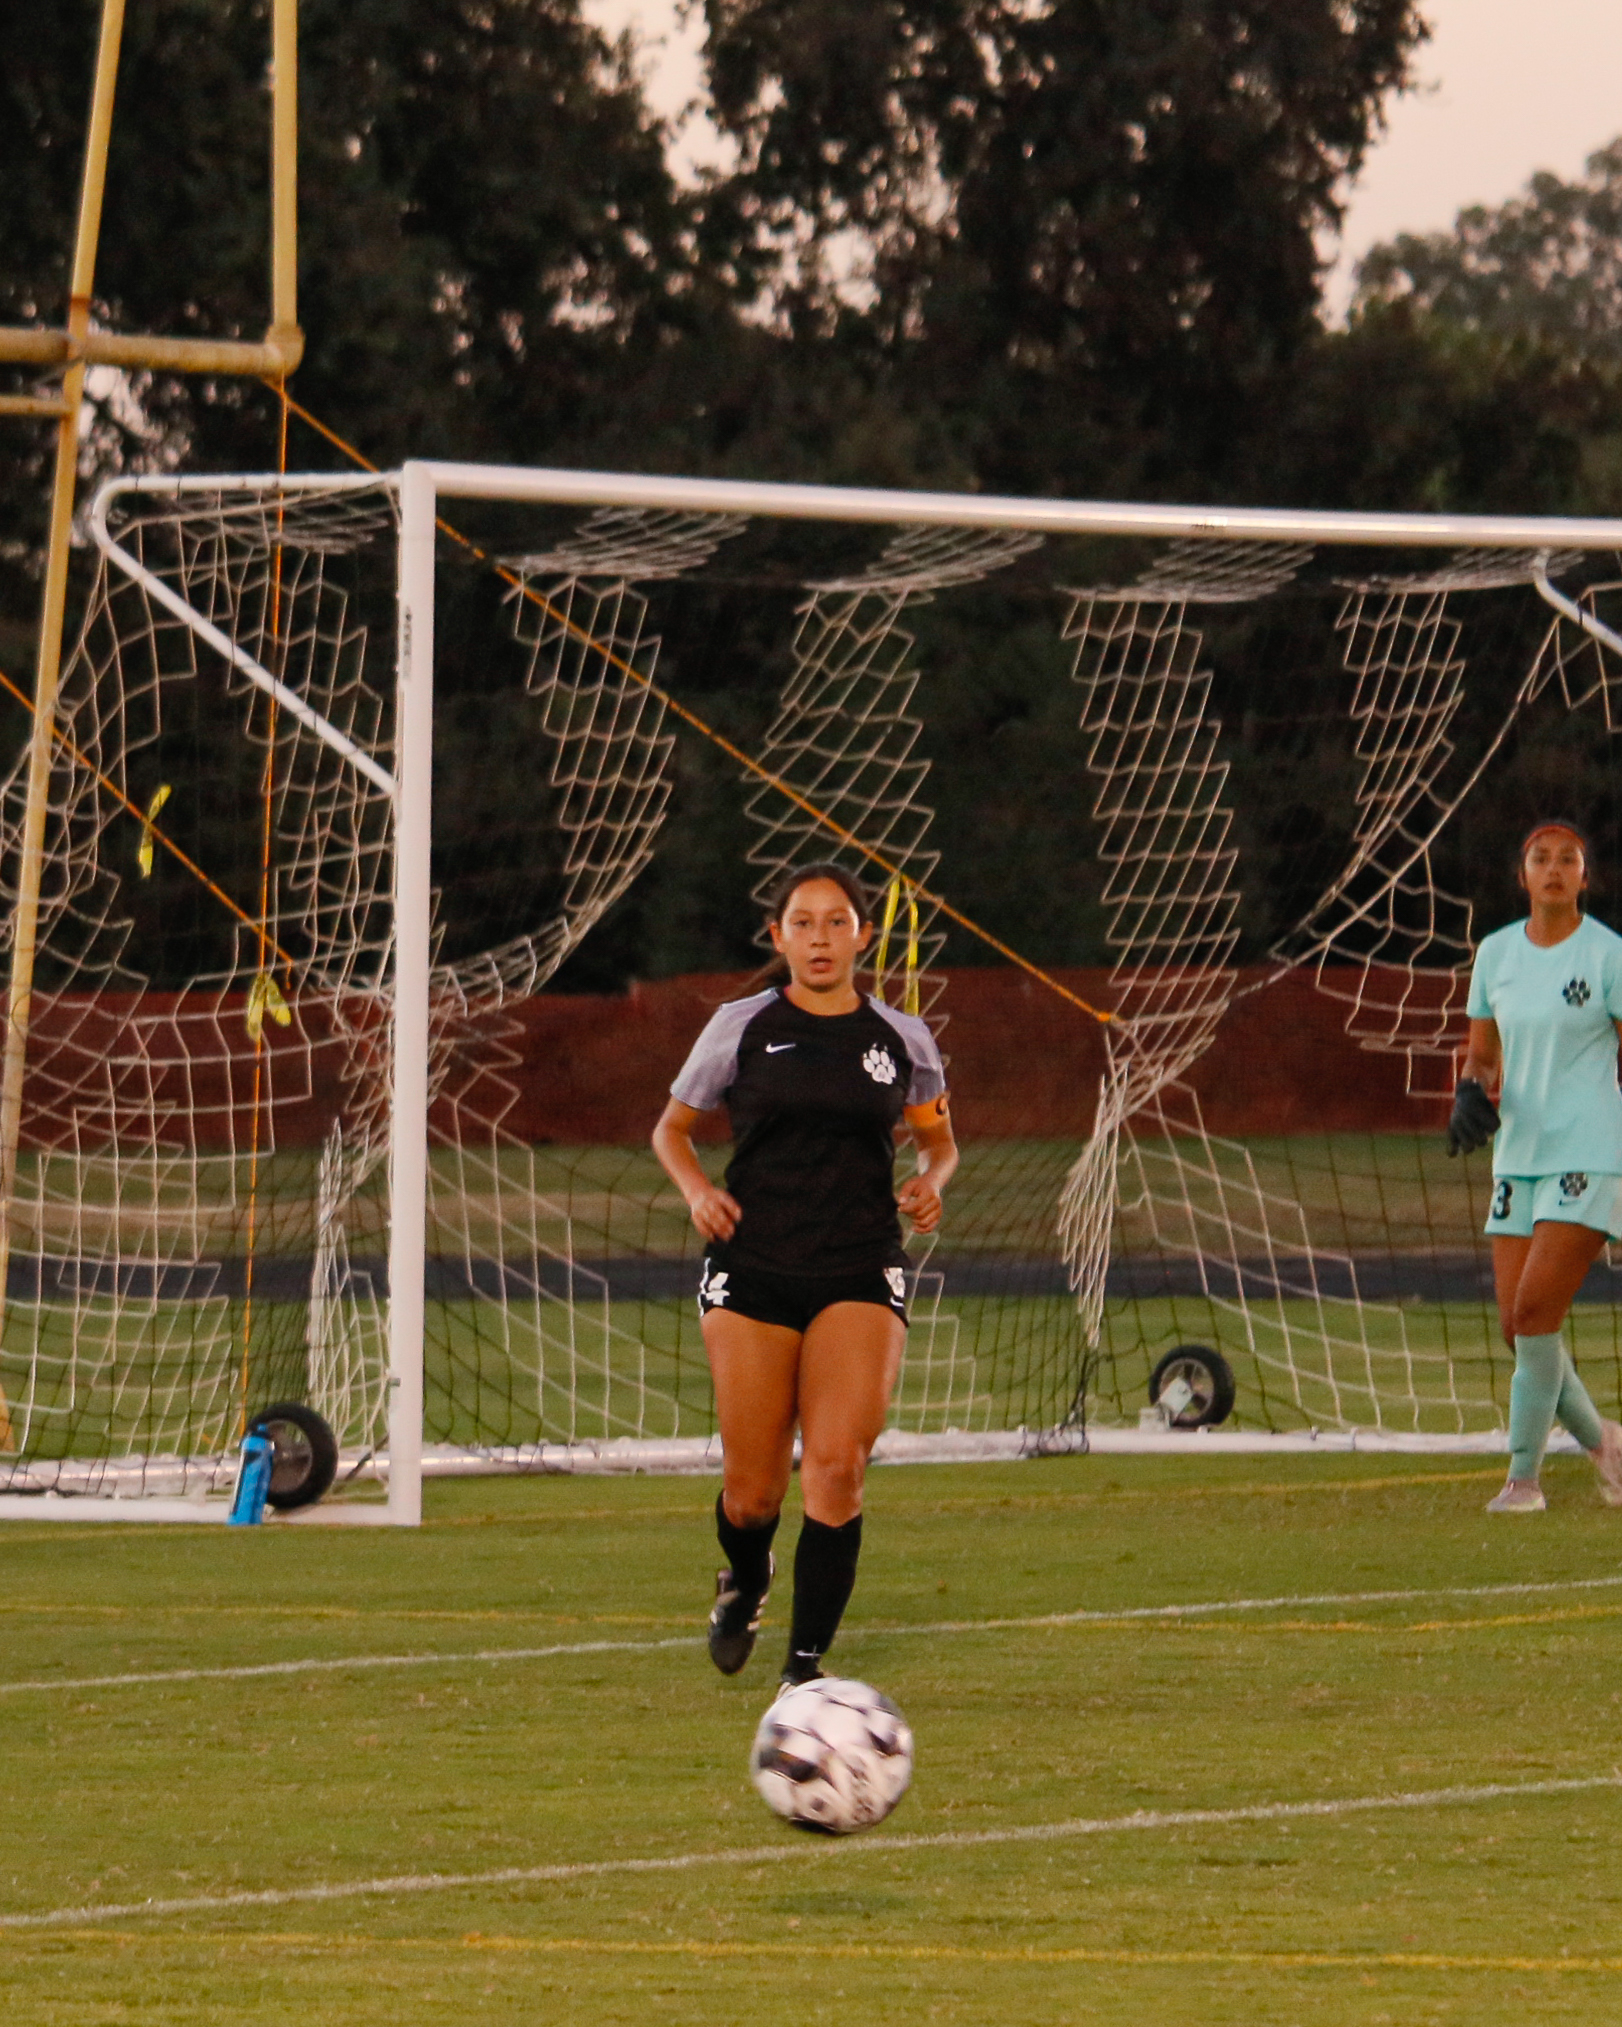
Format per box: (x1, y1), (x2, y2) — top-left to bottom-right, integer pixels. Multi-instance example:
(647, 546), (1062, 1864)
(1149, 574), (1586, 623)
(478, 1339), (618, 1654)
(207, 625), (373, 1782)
(750, 1677), (914, 1834)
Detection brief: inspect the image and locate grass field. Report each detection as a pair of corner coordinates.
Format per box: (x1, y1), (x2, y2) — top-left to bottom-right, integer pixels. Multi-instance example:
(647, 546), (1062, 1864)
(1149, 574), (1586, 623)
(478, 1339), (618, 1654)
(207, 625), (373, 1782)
(5, 1454), (1622, 2023)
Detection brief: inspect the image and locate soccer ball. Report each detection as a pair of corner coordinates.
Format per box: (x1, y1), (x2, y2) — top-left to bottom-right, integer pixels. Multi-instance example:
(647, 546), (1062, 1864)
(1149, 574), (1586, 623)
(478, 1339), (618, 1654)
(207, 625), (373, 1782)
(749, 1677), (914, 1834)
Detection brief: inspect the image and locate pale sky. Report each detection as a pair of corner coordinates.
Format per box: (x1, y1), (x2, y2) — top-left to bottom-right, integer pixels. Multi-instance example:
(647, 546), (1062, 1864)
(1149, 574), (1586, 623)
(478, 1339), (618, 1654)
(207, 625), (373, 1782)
(1331, 0), (1622, 310)
(583, 0), (1622, 317)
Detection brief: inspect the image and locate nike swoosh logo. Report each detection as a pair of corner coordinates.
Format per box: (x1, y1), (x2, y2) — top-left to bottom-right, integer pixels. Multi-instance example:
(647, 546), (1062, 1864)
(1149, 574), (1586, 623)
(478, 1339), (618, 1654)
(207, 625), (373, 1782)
(765, 1043), (795, 1053)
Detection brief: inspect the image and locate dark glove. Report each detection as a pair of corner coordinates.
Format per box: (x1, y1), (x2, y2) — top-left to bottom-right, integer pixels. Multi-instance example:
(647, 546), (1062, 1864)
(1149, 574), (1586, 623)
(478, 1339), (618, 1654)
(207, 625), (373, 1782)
(1446, 1078), (1500, 1157)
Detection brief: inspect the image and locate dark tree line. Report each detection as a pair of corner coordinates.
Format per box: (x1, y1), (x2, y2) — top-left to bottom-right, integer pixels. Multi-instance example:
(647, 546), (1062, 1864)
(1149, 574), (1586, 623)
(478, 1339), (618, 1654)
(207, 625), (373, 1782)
(5, 2), (1622, 985)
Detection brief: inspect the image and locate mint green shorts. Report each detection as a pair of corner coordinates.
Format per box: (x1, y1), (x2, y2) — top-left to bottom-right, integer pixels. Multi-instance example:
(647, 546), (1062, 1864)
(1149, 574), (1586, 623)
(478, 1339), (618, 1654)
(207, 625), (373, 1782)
(1484, 1172), (1622, 1241)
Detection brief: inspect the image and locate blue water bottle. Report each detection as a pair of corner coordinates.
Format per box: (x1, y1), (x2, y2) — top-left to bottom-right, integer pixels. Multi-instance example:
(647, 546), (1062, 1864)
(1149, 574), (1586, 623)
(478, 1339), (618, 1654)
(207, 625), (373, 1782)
(228, 1429), (274, 1526)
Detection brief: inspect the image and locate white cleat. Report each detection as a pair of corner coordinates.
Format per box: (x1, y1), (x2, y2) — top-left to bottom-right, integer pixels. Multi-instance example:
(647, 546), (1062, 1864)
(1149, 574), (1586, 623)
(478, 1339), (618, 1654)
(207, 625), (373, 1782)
(1486, 1479), (1546, 1515)
(1592, 1421), (1622, 1508)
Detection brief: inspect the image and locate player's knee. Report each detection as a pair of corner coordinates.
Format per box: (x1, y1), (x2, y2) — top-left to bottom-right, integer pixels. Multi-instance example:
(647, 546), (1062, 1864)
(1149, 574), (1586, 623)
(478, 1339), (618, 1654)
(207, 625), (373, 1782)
(800, 1446), (866, 1517)
(722, 1480), (784, 1529)
(1510, 1290), (1560, 1337)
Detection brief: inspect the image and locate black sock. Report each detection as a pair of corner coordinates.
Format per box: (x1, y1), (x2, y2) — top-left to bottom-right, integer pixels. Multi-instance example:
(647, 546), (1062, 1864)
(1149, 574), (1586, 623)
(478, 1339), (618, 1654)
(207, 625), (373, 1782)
(786, 1513), (863, 1675)
(716, 1492), (778, 1597)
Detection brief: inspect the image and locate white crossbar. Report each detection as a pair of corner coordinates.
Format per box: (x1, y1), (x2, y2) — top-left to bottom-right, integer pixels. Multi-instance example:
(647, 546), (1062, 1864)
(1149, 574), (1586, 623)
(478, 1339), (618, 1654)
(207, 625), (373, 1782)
(416, 460), (1622, 552)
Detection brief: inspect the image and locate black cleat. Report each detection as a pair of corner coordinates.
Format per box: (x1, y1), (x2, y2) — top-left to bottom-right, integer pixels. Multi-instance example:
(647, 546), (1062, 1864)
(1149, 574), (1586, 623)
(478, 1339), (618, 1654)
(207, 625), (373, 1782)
(778, 1649), (826, 1692)
(708, 1558), (772, 1675)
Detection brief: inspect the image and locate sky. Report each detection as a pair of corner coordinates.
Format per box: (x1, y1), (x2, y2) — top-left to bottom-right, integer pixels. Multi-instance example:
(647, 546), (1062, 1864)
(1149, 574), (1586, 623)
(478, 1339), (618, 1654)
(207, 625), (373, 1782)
(580, 0), (1622, 315)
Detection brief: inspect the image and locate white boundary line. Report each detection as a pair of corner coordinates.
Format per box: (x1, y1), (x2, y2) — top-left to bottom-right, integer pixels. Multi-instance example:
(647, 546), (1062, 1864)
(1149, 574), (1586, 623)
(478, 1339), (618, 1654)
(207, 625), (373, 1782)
(7, 1572), (1620, 1698)
(4, 1773), (1617, 1933)
(0, 1635), (700, 1696)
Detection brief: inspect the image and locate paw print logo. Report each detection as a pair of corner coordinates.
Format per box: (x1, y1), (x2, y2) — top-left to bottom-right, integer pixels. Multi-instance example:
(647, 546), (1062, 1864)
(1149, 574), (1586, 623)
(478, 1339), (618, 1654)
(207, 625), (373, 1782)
(862, 1045), (897, 1085)
(1560, 1172), (1590, 1199)
(1563, 977), (1591, 1007)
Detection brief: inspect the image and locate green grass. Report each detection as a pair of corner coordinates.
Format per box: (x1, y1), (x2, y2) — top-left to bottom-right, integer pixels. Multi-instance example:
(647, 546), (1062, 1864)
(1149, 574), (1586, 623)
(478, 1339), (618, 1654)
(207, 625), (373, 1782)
(1093, 1297), (1622, 1432)
(5, 1455), (1622, 2022)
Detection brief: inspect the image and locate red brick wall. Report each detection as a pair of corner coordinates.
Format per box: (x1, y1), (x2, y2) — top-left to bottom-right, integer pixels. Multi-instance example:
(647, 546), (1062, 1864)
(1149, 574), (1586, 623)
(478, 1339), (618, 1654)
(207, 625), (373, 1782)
(6, 967), (1451, 1149)
(495, 966), (1450, 1145)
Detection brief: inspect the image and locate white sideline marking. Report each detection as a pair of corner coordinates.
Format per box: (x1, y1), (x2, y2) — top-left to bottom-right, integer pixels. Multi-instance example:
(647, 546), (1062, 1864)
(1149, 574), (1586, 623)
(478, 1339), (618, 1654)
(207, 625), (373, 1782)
(5, 1572), (1621, 1699)
(902, 1570), (1622, 1638)
(2, 1772), (1616, 1933)
(0, 1635), (700, 1696)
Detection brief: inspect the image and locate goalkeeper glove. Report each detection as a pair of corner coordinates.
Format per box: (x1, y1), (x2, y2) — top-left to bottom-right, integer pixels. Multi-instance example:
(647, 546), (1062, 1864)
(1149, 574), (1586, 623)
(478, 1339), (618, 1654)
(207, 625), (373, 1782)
(1446, 1078), (1500, 1157)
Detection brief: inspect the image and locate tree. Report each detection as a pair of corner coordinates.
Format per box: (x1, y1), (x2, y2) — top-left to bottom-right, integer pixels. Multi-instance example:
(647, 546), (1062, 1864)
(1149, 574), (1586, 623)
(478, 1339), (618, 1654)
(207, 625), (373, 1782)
(0, 0), (756, 983)
(0, 0), (719, 517)
(700, 0), (1429, 493)
(1290, 138), (1622, 522)
(1354, 138), (1622, 367)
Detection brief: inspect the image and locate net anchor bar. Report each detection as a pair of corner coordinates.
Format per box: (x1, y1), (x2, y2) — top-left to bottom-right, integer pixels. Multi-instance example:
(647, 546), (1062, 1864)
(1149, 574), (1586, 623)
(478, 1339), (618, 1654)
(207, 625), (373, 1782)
(87, 483), (398, 799)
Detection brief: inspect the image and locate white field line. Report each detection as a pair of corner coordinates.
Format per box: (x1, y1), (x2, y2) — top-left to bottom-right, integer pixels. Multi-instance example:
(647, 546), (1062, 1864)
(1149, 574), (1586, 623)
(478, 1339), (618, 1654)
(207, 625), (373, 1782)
(5, 1571), (1621, 1699)
(3, 1772), (1617, 1933)
(0, 1635), (701, 1696)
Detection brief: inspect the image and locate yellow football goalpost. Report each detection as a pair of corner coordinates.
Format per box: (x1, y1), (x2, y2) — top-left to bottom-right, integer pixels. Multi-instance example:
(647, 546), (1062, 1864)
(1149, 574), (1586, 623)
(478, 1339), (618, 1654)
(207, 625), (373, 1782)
(0, 0), (304, 1446)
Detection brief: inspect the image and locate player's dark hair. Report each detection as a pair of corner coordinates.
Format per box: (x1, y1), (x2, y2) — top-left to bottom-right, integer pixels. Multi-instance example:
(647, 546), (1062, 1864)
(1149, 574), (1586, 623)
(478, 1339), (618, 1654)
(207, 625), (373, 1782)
(1516, 818), (1598, 905)
(766, 862), (873, 928)
(718, 863), (876, 1004)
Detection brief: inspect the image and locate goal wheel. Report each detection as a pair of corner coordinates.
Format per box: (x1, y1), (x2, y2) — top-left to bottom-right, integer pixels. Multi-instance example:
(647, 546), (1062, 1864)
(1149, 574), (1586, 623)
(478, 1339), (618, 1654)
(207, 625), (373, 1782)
(246, 1402), (339, 1511)
(1148, 1346), (1235, 1429)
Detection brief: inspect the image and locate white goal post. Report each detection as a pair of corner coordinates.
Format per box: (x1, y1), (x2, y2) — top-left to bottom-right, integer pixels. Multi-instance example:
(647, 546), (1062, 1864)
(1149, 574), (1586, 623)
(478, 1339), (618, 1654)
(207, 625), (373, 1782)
(3, 456), (1622, 1524)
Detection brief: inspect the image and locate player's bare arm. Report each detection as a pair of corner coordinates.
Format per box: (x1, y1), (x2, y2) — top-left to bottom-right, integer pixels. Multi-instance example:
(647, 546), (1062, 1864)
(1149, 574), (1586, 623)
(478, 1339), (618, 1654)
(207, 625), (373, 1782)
(1459, 1017), (1501, 1097)
(898, 1095), (957, 1234)
(652, 1096), (741, 1243)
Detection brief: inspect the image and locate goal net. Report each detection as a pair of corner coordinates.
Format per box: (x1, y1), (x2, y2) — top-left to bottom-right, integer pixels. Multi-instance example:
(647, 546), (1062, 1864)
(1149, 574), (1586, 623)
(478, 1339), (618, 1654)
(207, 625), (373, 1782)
(2, 460), (1620, 1515)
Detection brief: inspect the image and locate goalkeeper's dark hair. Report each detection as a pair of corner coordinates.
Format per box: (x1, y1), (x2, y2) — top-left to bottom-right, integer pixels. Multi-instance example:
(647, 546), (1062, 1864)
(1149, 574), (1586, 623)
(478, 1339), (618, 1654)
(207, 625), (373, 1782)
(1515, 818), (1598, 903)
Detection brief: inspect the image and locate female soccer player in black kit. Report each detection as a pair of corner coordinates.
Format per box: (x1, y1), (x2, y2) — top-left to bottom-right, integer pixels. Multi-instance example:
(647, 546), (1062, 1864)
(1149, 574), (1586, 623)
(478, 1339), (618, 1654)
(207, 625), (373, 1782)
(652, 865), (957, 1689)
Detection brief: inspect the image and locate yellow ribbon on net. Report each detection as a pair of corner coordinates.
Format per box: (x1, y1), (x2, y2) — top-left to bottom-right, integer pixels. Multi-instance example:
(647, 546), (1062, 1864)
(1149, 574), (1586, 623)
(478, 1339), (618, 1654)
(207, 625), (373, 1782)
(902, 884), (921, 1016)
(245, 970), (291, 1043)
(136, 784), (171, 878)
(873, 877), (900, 1003)
(873, 876), (922, 1014)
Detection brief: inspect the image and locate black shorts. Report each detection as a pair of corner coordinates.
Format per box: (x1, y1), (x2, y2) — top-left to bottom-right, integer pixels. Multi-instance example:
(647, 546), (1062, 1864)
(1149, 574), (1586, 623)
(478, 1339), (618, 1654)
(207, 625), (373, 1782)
(697, 1255), (909, 1331)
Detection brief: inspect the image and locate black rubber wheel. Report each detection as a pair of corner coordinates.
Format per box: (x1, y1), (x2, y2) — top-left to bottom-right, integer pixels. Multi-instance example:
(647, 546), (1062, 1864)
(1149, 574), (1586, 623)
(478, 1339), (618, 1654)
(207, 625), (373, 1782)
(247, 1402), (339, 1511)
(1148, 1345), (1236, 1429)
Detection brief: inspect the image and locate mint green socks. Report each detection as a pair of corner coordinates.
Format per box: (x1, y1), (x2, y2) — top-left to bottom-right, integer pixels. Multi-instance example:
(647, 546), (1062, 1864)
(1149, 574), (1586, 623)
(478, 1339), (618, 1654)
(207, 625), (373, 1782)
(1508, 1331), (1605, 1479)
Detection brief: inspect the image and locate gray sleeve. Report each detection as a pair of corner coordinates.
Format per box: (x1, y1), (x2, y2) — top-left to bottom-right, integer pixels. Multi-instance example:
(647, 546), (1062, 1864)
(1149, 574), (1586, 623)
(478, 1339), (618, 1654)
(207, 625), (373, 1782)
(869, 1002), (947, 1106)
(668, 992), (774, 1111)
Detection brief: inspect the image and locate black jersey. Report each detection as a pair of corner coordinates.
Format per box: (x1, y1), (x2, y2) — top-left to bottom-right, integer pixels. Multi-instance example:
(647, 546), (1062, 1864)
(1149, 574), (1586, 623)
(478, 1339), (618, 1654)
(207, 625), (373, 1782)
(670, 987), (947, 1276)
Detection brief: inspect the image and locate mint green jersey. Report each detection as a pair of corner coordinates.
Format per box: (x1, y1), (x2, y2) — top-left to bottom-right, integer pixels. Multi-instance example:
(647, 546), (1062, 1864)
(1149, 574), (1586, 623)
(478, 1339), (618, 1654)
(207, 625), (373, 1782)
(1466, 914), (1622, 1175)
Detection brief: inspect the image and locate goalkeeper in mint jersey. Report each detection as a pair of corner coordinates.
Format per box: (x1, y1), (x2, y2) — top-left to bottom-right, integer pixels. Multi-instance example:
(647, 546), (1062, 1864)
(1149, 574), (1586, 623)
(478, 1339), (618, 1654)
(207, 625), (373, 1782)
(1452, 820), (1622, 1513)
